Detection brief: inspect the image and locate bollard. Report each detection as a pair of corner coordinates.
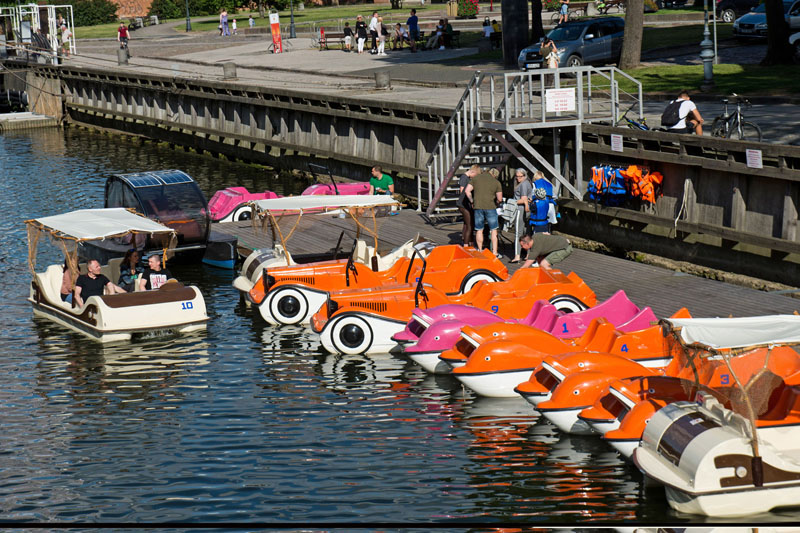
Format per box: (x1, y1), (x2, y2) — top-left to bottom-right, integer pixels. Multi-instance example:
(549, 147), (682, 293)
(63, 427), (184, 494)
(117, 47), (128, 65)
(374, 71), (391, 89)
(223, 62), (237, 80)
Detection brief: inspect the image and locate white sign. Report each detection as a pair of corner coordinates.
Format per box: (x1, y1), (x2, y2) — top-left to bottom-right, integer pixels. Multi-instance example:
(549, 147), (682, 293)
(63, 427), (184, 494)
(746, 149), (763, 169)
(611, 134), (623, 153)
(545, 88), (576, 113)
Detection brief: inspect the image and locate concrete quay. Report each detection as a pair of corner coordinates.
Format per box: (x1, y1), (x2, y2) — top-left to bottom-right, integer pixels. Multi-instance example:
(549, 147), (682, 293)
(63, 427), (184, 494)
(69, 18), (800, 146)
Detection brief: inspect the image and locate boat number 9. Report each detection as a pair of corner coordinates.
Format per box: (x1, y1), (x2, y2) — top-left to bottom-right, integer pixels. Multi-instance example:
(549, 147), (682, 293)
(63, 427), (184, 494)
(181, 301), (193, 310)
(415, 277), (420, 282)
(720, 373), (730, 385)
(491, 305), (499, 313)
(620, 344), (628, 352)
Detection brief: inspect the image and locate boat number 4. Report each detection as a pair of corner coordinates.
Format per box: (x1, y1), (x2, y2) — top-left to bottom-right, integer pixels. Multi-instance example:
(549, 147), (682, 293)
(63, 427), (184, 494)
(181, 301), (194, 310)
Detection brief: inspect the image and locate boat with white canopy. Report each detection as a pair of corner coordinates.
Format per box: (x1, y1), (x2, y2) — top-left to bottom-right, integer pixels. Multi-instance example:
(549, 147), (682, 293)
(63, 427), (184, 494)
(26, 208), (209, 342)
(632, 315), (800, 517)
(233, 194), (419, 293)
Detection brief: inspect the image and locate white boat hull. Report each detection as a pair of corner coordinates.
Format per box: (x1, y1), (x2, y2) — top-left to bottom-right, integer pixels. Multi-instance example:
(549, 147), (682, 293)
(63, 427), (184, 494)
(319, 313), (406, 355)
(406, 350), (451, 374)
(454, 369), (534, 398)
(540, 407), (595, 435)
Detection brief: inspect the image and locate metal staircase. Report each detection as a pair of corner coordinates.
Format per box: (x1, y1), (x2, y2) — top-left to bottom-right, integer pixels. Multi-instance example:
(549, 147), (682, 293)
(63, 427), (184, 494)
(418, 66), (643, 218)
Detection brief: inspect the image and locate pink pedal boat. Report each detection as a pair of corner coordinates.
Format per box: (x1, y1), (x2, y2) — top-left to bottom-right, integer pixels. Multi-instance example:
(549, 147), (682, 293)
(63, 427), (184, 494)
(398, 290), (641, 374)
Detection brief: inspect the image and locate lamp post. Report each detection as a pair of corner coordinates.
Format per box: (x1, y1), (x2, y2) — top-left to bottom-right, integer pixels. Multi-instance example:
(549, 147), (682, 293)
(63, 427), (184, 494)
(184, 0), (191, 31)
(289, 0), (296, 38)
(699, 0), (715, 91)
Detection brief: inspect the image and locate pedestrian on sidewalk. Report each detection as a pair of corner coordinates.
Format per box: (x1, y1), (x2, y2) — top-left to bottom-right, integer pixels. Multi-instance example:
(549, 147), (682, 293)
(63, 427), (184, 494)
(376, 16), (387, 55)
(343, 22), (354, 52)
(232, 19), (238, 35)
(407, 8), (419, 42)
(220, 9), (230, 37)
(355, 15), (367, 54)
(117, 22), (129, 50)
(558, 0), (569, 24)
(249, 15), (255, 28)
(368, 11), (379, 54)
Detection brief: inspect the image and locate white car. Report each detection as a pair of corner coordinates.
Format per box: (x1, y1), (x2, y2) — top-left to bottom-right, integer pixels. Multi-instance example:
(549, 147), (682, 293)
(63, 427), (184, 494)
(792, 31), (800, 62)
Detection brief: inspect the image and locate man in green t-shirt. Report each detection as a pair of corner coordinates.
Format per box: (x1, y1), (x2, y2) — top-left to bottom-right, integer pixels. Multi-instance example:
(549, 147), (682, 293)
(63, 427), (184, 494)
(369, 165), (394, 195)
(520, 233), (572, 270)
(465, 168), (503, 257)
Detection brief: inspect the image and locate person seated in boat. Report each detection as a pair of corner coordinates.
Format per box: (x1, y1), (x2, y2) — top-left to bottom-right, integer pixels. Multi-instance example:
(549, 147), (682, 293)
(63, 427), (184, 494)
(60, 259), (74, 304)
(117, 248), (144, 292)
(139, 254), (175, 291)
(519, 233), (572, 270)
(74, 259), (126, 307)
(369, 165), (394, 195)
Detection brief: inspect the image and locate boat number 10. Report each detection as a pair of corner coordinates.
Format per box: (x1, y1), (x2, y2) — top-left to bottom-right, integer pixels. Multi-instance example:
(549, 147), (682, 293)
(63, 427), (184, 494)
(181, 301), (194, 310)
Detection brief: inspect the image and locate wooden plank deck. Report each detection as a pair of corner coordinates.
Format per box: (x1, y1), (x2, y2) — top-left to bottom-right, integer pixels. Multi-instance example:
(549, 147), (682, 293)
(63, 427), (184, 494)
(213, 209), (800, 319)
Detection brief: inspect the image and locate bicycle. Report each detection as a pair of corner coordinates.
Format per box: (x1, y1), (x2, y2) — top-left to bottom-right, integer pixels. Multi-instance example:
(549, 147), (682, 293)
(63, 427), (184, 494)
(615, 103), (649, 131)
(710, 94), (762, 142)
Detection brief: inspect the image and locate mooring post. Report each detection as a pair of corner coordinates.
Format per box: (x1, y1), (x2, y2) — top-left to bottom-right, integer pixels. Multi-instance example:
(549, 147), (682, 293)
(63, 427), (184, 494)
(223, 63), (237, 80)
(117, 47), (128, 65)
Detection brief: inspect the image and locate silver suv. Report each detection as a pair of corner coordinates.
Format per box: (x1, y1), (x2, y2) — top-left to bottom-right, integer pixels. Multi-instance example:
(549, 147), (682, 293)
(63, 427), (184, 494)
(518, 17), (625, 70)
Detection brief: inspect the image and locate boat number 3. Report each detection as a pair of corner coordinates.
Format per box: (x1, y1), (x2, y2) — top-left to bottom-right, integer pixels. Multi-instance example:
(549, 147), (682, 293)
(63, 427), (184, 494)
(620, 344), (628, 352)
(720, 373), (730, 385)
(181, 301), (194, 310)
(491, 305), (499, 313)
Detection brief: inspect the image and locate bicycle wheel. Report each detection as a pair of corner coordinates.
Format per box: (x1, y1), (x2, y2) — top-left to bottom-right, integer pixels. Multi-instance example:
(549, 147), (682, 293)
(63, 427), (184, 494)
(568, 10), (579, 20)
(550, 12), (561, 24)
(710, 116), (728, 138)
(730, 121), (762, 142)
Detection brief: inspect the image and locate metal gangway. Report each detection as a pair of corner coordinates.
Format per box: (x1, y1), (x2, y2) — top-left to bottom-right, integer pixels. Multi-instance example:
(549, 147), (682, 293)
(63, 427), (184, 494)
(0, 4), (75, 63)
(420, 66), (643, 219)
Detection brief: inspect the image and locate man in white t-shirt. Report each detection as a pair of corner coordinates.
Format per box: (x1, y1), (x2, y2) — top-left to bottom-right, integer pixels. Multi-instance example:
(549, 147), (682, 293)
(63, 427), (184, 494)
(668, 90), (704, 135)
(368, 12), (379, 53)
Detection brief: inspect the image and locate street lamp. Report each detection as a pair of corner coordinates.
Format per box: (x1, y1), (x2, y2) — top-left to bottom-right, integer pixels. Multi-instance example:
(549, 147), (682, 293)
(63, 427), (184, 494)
(289, 0), (296, 38)
(700, 0), (715, 91)
(184, 0), (191, 31)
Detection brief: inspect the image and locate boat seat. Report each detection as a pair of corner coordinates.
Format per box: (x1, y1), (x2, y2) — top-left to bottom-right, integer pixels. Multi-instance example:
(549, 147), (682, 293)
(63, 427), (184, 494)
(39, 264), (71, 309)
(616, 307), (658, 333)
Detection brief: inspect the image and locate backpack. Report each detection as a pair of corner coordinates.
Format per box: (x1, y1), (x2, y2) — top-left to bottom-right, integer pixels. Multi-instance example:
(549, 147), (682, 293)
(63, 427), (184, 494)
(660, 100), (682, 127)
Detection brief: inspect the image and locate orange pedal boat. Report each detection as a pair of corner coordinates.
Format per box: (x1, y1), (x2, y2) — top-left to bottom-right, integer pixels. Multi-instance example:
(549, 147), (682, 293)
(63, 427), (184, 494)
(245, 243), (507, 326)
(310, 264), (596, 355)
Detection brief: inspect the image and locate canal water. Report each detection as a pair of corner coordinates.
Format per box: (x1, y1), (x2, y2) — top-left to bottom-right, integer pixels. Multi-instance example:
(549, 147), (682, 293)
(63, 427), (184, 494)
(0, 127), (775, 526)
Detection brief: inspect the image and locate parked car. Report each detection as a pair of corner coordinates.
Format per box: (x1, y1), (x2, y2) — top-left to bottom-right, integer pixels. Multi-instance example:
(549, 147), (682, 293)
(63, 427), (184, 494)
(716, 0), (760, 23)
(517, 17), (625, 70)
(733, 0), (800, 38)
(791, 31), (800, 62)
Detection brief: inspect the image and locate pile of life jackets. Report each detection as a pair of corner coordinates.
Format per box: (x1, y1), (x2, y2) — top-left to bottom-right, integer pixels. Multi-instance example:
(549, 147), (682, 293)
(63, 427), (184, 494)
(587, 164), (664, 206)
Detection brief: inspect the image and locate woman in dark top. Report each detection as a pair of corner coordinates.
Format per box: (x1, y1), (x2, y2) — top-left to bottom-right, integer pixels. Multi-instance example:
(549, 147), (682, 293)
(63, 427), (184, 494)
(355, 16), (368, 54)
(117, 248), (143, 293)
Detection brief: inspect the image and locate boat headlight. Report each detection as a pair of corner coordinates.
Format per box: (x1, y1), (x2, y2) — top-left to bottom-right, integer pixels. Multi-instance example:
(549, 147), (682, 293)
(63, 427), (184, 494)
(265, 274), (276, 290)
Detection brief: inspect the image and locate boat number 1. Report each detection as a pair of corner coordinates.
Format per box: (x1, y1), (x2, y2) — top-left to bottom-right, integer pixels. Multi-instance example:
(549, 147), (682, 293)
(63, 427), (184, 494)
(562, 324), (569, 333)
(491, 305), (499, 313)
(181, 301), (193, 310)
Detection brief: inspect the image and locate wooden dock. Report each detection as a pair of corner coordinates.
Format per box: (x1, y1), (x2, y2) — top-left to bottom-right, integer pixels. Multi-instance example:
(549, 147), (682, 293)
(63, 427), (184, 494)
(213, 209), (800, 319)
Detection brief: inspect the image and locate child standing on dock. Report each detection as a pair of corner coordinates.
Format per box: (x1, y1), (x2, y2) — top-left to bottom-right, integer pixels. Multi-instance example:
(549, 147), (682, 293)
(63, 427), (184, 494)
(232, 19), (238, 35)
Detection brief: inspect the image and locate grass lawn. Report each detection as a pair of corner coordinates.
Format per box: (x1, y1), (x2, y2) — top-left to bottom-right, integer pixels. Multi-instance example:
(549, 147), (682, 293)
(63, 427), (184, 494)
(642, 23), (733, 50)
(618, 63), (800, 95)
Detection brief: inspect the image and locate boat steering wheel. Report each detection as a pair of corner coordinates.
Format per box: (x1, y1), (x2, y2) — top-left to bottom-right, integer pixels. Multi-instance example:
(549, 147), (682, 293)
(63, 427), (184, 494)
(344, 238), (359, 287)
(413, 258), (428, 308)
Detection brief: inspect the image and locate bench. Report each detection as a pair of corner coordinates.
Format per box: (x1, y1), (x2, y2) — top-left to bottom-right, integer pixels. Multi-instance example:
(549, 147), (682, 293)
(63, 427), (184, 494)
(490, 31), (502, 48)
(318, 30), (347, 51)
(444, 30), (460, 48)
(597, 0), (625, 14)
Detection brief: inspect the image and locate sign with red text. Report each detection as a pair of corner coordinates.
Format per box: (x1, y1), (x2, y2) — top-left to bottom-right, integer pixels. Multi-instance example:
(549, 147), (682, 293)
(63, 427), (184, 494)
(545, 88), (576, 113)
(746, 149), (763, 169)
(269, 12), (283, 53)
(611, 134), (623, 152)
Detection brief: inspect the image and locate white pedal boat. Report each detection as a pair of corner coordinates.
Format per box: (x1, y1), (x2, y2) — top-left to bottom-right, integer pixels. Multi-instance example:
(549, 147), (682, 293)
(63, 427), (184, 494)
(26, 208), (208, 342)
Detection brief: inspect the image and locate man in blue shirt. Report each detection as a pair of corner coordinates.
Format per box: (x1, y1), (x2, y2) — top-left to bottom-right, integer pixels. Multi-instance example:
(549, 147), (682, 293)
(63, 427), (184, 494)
(407, 9), (419, 42)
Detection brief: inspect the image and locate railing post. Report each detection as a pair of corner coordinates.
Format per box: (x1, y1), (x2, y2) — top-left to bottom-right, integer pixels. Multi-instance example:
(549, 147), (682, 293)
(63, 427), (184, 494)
(427, 164), (432, 208)
(489, 76), (494, 122)
(416, 172), (422, 211)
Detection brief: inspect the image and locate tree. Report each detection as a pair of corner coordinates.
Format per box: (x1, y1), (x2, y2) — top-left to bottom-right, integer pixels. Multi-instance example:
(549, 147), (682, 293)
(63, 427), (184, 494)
(531, 0), (545, 43)
(618, 0), (643, 69)
(762, 0), (793, 64)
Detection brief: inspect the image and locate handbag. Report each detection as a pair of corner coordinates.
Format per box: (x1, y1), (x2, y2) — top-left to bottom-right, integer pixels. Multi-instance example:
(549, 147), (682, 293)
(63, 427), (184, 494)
(500, 198), (518, 231)
(547, 51), (559, 69)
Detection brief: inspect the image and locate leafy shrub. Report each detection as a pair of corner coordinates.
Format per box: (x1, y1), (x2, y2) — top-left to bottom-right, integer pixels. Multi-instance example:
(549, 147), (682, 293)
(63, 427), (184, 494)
(543, 0), (560, 10)
(644, 0), (660, 11)
(148, 0), (182, 19)
(457, 0), (479, 17)
(72, 0), (118, 26)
